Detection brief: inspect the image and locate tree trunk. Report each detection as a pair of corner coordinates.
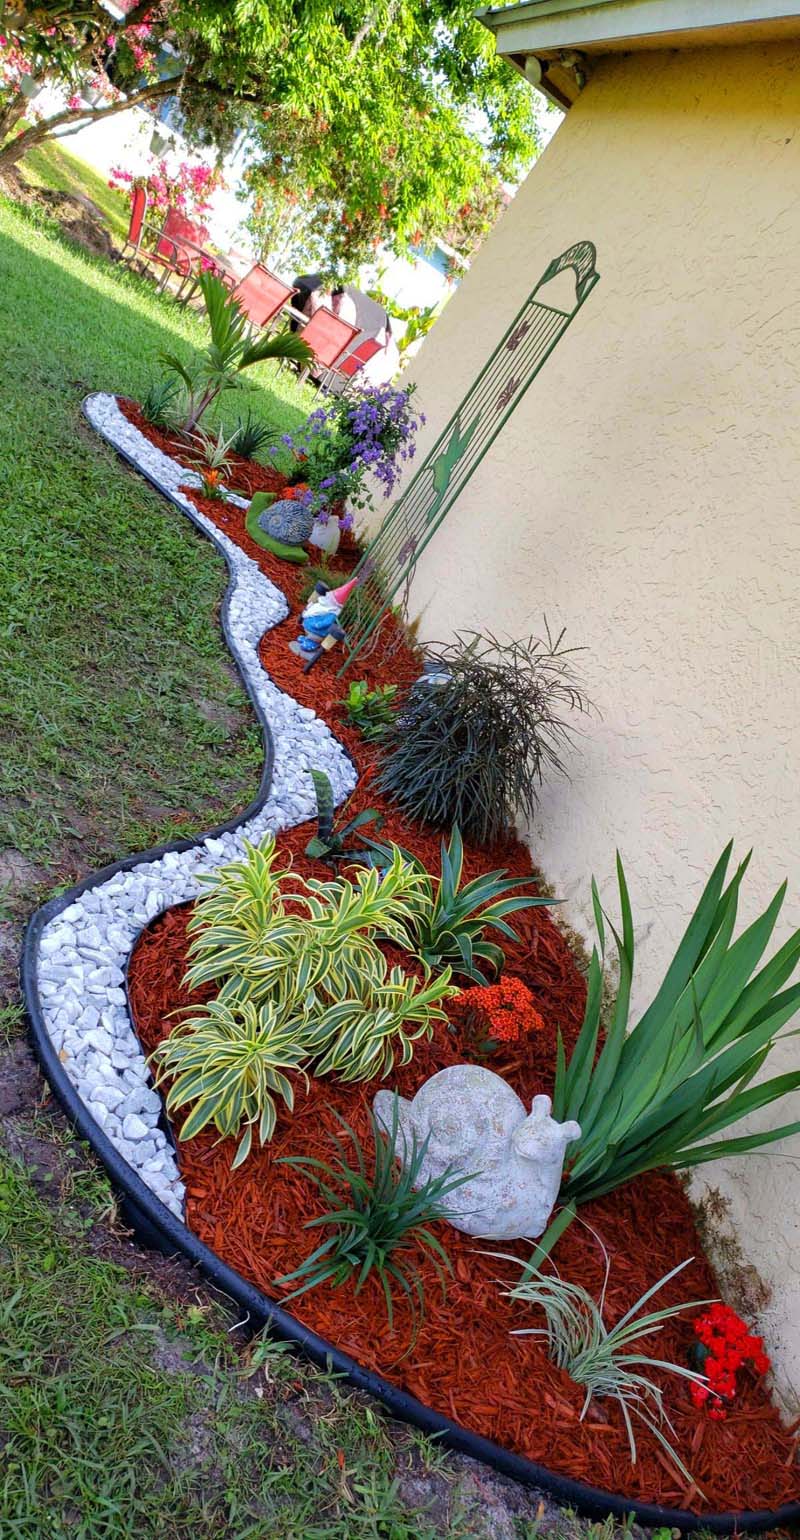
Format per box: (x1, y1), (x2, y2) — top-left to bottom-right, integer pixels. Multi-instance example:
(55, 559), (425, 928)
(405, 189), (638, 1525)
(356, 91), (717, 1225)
(0, 76), (177, 173)
(0, 88), (29, 149)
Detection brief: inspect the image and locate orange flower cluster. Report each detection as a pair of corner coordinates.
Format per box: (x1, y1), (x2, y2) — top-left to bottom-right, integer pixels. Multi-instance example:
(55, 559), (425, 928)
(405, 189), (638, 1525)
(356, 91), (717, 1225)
(460, 977), (545, 1044)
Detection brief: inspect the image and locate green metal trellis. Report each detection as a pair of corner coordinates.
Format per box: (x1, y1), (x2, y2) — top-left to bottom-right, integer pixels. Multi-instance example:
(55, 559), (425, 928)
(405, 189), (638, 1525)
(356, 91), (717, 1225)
(338, 239), (600, 673)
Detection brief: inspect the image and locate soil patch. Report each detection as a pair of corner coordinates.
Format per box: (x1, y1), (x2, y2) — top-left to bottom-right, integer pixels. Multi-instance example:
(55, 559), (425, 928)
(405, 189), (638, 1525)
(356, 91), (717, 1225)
(0, 167), (117, 261)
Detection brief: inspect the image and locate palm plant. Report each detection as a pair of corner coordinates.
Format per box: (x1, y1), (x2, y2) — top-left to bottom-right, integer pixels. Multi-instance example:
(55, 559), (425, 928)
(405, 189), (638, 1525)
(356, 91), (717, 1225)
(376, 629), (590, 846)
(151, 998), (309, 1168)
(305, 769), (384, 866)
(275, 1098), (471, 1331)
(500, 1254), (713, 1484)
(161, 270), (312, 432)
(542, 845), (800, 1238)
(369, 826), (553, 983)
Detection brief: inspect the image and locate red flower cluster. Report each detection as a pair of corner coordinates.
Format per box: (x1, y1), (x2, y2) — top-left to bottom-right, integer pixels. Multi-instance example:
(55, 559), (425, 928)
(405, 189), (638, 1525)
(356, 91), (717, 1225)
(690, 1303), (770, 1419)
(460, 976), (545, 1044)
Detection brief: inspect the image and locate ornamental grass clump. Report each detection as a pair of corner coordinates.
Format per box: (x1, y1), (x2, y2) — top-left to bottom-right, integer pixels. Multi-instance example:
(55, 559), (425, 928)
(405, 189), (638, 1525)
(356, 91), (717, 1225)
(544, 843), (800, 1228)
(276, 1098), (470, 1332)
(376, 629), (591, 847)
(501, 1255), (713, 1483)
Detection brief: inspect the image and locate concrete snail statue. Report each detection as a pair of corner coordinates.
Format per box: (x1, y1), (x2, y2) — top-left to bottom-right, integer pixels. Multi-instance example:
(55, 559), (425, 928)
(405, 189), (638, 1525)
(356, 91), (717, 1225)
(373, 1066), (581, 1241)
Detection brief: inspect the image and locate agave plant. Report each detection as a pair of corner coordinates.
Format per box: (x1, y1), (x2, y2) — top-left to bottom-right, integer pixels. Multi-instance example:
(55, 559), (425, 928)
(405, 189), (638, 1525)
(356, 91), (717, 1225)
(538, 845), (800, 1245)
(275, 1097), (471, 1332)
(499, 1253), (713, 1485)
(161, 270), (312, 431)
(305, 769), (384, 866)
(151, 998), (309, 1168)
(369, 826), (553, 983)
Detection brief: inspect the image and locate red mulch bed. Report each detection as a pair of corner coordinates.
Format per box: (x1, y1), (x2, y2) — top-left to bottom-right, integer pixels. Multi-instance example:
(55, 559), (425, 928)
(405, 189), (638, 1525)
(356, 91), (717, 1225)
(125, 405), (799, 1512)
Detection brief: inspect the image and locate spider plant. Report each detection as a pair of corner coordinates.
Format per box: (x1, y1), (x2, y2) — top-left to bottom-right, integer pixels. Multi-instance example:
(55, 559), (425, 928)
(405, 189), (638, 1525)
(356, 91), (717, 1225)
(547, 845), (800, 1222)
(161, 270), (312, 431)
(183, 424), (239, 498)
(275, 1097), (471, 1332)
(151, 998), (309, 1168)
(499, 1254), (713, 1486)
(305, 769), (384, 866)
(368, 826), (553, 983)
(343, 679), (399, 742)
(376, 628), (590, 846)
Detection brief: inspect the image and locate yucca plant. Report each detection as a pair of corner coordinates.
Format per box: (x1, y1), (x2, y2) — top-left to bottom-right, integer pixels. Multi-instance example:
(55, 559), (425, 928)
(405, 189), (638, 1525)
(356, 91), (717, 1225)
(161, 270), (312, 431)
(151, 998), (309, 1168)
(545, 844), (800, 1229)
(376, 629), (590, 846)
(305, 769), (384, 866)
(369, 826), (553, 983)
(275, 1097), (471, 1332)
(500, 1254), (713, 1484)
(343, 679), (399, 742)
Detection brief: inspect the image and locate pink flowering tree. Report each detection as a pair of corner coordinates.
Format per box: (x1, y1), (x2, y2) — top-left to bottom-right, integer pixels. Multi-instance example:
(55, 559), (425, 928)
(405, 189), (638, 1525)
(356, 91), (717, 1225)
(109, 156), (223, 226)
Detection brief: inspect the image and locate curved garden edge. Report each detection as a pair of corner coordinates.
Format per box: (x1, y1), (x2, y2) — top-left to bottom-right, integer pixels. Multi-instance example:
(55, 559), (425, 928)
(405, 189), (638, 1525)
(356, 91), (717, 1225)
(18, 396), (800, 1537)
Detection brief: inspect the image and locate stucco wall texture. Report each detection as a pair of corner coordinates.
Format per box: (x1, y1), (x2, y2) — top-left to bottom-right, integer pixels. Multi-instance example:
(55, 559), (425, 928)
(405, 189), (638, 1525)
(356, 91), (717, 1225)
(372, 40), (800, 1408)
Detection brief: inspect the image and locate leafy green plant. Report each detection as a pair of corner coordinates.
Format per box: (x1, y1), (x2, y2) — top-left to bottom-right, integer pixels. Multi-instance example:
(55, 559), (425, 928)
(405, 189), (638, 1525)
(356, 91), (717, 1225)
(546, 845), (800, 1223)
(369, 826), (553, 984)
(343, 679), (399, 741)
(500, 1255), (712, 1485)
(305, 768), (384, 865)
(275, 1098), (470, 1331)
(161, 270), (312, 431)
(376, 629), (590, 846)
(184, 424), (238, 498)
(151, 998), (309, 1168)
(141, 373), (181, 429)
(176, 837), (460, 1159)
(230, 409), (282, 461)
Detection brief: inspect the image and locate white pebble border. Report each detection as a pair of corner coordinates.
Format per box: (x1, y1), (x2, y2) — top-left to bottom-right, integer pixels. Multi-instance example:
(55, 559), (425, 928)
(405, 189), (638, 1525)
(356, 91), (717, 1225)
(33, 393), (357, 1218)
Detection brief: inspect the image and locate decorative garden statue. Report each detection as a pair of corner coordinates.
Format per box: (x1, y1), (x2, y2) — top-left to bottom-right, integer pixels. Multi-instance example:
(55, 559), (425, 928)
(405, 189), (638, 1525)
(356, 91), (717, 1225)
(290, 578), (358, 672)
(374, 1067), (581, 1240)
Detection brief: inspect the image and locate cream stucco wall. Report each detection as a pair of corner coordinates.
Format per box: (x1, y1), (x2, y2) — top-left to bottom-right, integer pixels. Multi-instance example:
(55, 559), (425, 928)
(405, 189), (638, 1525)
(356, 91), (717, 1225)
(375, 40), (800, 1408)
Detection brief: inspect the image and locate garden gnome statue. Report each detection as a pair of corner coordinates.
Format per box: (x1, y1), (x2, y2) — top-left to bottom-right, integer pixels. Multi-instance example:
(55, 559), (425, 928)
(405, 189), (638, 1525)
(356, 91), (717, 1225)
(374, 1068), (581, 1240)
(290, 578), (358, 672)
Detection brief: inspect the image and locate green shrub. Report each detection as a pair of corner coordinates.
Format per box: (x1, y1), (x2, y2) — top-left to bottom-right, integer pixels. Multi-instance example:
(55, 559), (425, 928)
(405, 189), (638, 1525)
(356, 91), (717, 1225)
(550, 845), (800, 1216)
(276, 1097), (470, 1331)
(343, 679), (399, 741)
(376, 629), (590, 846)
(151, 998), (309, 1168)
(170, 837), (460, 1160)
(368, 826), (553, 984)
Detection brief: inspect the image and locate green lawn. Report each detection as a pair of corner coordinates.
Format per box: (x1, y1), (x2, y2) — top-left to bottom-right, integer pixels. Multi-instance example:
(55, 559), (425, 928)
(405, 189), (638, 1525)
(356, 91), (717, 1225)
(0, 189), (312, 876)
(20, 138), (133, 242)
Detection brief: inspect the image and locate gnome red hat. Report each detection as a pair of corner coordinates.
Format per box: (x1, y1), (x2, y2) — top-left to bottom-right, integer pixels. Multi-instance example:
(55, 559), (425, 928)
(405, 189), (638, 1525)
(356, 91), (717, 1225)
(330, 578), (359, 607)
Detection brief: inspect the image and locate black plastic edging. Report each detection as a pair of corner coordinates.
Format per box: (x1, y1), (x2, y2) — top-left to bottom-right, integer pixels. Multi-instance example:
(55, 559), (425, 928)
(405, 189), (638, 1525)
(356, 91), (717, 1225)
(20, 397), (800, 1535)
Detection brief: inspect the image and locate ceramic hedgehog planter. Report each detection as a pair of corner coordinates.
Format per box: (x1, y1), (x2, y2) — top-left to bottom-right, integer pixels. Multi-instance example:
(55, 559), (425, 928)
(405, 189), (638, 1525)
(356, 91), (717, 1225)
(374, 1066), (581, 1241)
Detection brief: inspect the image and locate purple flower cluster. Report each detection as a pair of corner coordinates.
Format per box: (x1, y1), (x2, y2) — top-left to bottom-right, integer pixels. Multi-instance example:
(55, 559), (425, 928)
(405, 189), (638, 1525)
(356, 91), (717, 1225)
(280, 384), (423, 524)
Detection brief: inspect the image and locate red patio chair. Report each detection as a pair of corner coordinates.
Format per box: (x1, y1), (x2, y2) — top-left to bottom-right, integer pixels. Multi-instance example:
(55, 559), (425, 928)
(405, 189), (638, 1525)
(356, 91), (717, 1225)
(296, 307), (361, 383)
(319, 334), (383, 394)
(119, 181), (149, 264)
(230, 264), (296, 329)
(151, 206), (209, 296)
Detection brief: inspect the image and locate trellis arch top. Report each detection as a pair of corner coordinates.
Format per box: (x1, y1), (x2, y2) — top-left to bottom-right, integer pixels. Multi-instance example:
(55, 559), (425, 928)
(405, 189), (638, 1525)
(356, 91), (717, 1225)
(339, 239), (600, 671)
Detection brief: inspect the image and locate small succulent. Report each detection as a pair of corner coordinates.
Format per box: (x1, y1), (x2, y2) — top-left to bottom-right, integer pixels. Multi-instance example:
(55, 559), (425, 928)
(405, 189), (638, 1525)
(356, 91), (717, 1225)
(305, 769), (384, 866)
